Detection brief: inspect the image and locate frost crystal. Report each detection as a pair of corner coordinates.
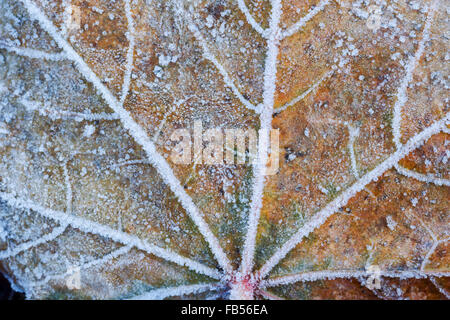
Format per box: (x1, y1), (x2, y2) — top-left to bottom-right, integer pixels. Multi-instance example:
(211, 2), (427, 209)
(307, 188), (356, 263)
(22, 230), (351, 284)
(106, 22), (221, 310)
(0, 0), (448, 300)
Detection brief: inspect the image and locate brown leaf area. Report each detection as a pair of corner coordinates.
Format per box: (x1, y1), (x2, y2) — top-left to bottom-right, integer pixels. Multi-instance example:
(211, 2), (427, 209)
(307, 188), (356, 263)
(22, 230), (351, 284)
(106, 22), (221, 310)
(267, 277), (449, 300)
(0, 0), (448, 300)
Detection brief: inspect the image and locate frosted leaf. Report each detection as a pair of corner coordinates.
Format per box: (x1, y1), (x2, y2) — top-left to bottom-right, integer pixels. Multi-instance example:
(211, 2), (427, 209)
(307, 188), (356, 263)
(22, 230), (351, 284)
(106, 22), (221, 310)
(0, 0), (448, 300)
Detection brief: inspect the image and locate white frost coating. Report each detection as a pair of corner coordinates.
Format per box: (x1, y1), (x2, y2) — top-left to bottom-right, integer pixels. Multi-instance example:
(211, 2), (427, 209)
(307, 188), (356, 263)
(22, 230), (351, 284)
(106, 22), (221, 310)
(392, 1), (437, 148)
(281, 0), (330, 39)
(0, 123), (9, 135)
(261, 270), (450, 288)
(0, 191), (222, 280)
(19, 0), (232, 275)
(63, 162), (73, 213)
(0, 223), (7, 241)
(130, 282), (221, 300)
(236, 0), (267, 37)
(83, 124), (95, 137)
(258, 113), (449, 279)
(0, 44), (67, 61)
(0, 225), (67, 260)
(395, 164), (450, 187)
(20, 98), (120, 121)
(241, 0), (282, 277)
(179, 5), (260, 114)
(405, 209), (439, 243)
(120, 0), (135, 105)
(347, 125), (360, 178)
(108, 159), (151, 169)
(31, 245), (132, 288)
(274, 70), (333, 114)
(152, 97), (191, 143)
(60, 0), (72, 37)
(229, 280), (254, 300)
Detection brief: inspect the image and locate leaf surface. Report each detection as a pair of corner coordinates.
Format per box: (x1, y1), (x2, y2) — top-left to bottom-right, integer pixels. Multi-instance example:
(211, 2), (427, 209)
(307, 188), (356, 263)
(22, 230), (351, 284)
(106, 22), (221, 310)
(0, 0), (448, 299)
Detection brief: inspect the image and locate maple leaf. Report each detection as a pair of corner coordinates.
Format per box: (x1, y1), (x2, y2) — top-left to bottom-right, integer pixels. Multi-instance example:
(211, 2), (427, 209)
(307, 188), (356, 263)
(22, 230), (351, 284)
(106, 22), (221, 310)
(0, 0), (448, 300)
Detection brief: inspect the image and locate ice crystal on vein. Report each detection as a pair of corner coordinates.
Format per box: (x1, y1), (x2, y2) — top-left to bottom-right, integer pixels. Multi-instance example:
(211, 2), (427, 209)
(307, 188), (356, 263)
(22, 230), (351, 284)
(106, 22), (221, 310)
(0, 0), (448, 300)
